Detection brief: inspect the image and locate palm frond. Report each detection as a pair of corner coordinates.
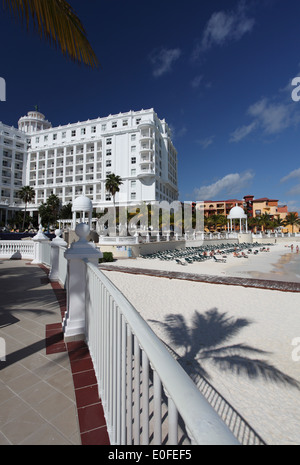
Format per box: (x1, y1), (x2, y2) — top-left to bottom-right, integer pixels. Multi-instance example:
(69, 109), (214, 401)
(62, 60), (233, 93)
(211, 355), (300, 389)
(199, 343), (268, 359)
(2, 0), (99, 67)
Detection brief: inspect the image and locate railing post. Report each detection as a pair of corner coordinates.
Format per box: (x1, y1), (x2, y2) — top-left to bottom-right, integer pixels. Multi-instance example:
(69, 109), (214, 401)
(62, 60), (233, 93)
(49, 229), (67, 282)
(32, 225), (50, 264)
(63, 223), (102, 342)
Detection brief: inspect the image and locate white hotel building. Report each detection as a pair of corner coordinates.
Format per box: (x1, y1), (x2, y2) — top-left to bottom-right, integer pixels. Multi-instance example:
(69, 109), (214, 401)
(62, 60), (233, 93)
(0, 108), (178, 225)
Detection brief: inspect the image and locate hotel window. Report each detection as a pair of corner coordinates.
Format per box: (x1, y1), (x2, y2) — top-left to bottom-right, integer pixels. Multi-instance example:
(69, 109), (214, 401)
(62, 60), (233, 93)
(112, 121), (117, 128)
(131, 157), (136, 164)
(131, 192), (136, 200)
(44, 135), (48, 142)
(35, 137), (39, 143)
(71, 130), (76, 137)
(136, 118), (141, 125)
(53, 134), (57, 140)
(101, 124), (106, 131)
(131, 134), (136, 141)
(131, 180), (136, 188)
(255, 210), (261, 216)
(106, 138), (112, 145)
(123, 119), (128, 126)
(106, 149), (112, 156)
(106, 194), (111, 201)
(81, 128), (86, 135)
(131, 169), (136, 176)
(91, 126), (96, 133)
(131, 146), (136, 152)
(62, 132), (66, 138)
(106, 160), (112, 167)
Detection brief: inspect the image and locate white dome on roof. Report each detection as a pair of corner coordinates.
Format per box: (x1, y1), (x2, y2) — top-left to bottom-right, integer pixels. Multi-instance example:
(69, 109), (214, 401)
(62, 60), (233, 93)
(227, 204), (247, 219)
(72, 195), (93, 212)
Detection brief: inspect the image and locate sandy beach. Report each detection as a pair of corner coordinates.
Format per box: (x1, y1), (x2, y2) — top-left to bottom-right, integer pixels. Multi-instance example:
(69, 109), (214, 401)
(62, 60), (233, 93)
(100, 242), (300, 445)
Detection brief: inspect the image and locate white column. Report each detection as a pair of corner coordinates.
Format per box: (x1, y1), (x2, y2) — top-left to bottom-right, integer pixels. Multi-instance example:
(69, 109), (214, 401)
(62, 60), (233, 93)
(32, 225), (49, 264)
(62, 223), (102, 342)
(49, 229), (67, 282)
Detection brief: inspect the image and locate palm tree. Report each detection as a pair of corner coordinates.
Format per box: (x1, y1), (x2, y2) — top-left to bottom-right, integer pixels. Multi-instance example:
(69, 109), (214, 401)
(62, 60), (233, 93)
(38, 194), (61, 230)
(105, 174), (123, 209)
(2, 0), (99, 68)
(248, 216), (261, 233)
(284, 212), (300, 234)
(259, 213), (272, 232)
(18, 185), (35, 230)
(105, 174), (123, 232)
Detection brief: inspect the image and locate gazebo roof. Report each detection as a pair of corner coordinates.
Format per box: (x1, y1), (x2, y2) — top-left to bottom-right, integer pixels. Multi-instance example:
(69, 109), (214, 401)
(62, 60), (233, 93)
(227, 204), (247, 219)
(72, 195), (93, 212)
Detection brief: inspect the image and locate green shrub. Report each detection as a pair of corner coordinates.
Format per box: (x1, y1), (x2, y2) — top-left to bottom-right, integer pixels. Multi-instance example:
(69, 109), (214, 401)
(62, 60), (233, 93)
(99, 252), (114, 263)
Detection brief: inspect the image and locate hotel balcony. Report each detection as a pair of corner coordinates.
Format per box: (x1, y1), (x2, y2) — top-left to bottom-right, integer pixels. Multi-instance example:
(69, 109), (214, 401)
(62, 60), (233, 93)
(137, 162), (155, 178)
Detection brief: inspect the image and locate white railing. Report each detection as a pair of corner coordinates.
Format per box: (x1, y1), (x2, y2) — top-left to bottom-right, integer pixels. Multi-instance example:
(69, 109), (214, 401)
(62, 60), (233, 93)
(84, 260), (238, 445)
(57, 246), (68, 287)
(98, 236), (137, 245)
(40, 241), (51, 267)
(0, 240), (35, 259)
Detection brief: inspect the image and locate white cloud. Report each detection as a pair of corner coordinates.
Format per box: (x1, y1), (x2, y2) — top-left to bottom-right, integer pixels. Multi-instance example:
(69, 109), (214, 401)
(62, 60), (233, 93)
(285, 200), (300, 213)
(197, 136), (215, 149)
(194, 170), (254, 200)
(281, 168), (300, 198)
(230, 93), (300, 143)
(191, 75), (203, 88)
(280, 168), (300, 183)
(287, 185), (300, 196)
(193, 0), (255, 58)
(229, 122), (257, 143)
(149, 47), (181, 77)
(247, 98), (293, 135)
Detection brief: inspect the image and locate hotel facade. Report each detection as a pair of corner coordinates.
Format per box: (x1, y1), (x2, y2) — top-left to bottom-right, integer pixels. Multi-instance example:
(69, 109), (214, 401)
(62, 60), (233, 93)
(0, 108), (178, 225)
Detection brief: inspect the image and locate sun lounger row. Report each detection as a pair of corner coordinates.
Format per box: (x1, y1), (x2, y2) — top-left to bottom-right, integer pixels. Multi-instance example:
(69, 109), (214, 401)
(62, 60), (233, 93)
(141, 242), (274, 264)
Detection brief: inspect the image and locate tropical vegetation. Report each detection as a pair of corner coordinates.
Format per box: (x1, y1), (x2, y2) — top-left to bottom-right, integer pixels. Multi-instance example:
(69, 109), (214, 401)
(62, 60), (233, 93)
(284, 212), (300, 233)
(38, 194), (61, 230)
(17, 185), (35, 230)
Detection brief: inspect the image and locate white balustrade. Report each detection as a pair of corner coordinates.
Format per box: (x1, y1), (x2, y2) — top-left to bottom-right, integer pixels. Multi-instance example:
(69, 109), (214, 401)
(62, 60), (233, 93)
(0, 240), (35, 259)
(84, 259), (238, 446)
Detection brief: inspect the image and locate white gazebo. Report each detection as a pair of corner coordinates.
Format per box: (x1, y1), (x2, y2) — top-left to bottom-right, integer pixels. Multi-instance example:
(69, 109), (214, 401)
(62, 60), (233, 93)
(227, 204), (248, 233)
(72, 195), (93, 229)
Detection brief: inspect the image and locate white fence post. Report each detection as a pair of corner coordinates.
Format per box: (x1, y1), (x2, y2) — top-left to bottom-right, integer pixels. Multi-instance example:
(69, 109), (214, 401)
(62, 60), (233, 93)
(32, 225), (50, 264)
(63, 223), (102, 342)
(49, 229), (68, 282)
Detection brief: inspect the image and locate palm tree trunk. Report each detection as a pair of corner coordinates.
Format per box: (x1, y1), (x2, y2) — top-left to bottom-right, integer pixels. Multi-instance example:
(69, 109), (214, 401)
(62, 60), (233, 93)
(22, 202), (27, 231)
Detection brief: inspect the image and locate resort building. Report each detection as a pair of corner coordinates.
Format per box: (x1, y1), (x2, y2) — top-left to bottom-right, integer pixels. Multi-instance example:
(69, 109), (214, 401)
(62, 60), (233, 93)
(202, 199), (244, 218)
(0, 122), (28, 225)
(0, 108), (179, 225)
(194, 195), (299, 234)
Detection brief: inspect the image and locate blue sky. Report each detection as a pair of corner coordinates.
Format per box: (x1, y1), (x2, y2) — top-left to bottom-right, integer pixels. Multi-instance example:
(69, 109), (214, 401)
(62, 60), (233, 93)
(1, 0), (300, 211)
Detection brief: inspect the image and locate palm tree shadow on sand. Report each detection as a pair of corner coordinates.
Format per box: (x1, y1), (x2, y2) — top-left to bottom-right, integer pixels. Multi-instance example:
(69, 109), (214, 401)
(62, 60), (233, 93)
(149, 308), (300, 445)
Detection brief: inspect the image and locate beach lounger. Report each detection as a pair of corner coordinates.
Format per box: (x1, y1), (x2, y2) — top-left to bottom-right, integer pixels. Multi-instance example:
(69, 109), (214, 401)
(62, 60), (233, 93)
(213, 255), (226, 263)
